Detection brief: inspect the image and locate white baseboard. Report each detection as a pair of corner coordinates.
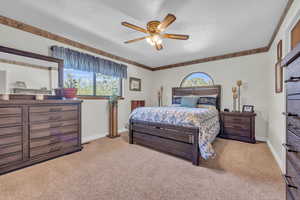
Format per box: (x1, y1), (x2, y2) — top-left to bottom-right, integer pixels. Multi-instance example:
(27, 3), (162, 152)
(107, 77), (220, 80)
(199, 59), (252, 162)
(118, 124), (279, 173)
(267, 140), (284, 172)
(256, 136), (267, 142)
(82, 128), (128, 143)
(82, 134), (105, 143)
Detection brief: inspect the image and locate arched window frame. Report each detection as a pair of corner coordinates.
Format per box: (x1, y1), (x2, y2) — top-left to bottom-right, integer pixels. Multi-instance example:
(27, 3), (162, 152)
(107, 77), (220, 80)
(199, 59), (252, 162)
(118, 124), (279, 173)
(180, 72), (214, 87)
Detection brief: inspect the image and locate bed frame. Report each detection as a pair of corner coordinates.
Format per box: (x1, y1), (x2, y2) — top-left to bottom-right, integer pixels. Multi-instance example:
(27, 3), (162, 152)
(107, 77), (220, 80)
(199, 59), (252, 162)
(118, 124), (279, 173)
(129, 85), (221, 165)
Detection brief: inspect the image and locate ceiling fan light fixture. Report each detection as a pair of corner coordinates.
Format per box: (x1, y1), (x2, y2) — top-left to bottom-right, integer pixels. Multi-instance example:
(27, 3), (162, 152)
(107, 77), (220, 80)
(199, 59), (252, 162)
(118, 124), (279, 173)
(146, 35), (162, 46)
(153, 34), (162, 44)
(146, 37), (155, 46)
(122, 13), (188, 51)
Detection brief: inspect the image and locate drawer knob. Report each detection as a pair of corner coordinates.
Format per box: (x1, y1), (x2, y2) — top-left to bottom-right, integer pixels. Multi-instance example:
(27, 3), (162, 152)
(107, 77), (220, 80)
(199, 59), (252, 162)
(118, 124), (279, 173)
(286, 113), (299, 117)
(282, 143), (298, 153)
(283, 175), (298, 189)
(285, 76), (300, 83)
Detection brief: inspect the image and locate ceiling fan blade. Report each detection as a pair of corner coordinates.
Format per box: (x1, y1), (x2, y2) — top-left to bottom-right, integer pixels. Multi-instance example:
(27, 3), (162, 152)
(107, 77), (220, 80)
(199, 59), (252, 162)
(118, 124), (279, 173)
(155, 43), (163, 51)
(162, 33), (189, 40)
(124, 36), (149, 44)
(157, 14), (176, 31)
(121, 22), (148, 34)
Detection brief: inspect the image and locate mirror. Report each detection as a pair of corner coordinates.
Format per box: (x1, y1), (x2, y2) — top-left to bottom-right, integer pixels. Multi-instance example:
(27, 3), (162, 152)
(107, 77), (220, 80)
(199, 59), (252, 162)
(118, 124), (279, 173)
(0, 46), (63, 96)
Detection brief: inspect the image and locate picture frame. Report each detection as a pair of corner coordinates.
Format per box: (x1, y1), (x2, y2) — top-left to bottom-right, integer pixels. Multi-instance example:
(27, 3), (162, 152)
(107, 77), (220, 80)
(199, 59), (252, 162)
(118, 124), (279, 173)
(242, 105), (254, 113)
(277, 40), (282, 61)
(129, 77), (141, 91)
(275, 61), (283, 93)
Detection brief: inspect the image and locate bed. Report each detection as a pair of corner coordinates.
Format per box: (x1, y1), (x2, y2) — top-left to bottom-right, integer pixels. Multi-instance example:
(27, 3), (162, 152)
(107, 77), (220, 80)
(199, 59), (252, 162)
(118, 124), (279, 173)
(129, 85), (221, 165)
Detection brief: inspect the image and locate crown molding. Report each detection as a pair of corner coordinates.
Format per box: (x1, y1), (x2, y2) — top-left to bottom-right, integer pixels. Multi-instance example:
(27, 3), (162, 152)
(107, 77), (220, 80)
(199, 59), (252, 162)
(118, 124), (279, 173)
(153, 47), (269, 71)
(0, 0), (294, 72)
(0, 15), (152, 71)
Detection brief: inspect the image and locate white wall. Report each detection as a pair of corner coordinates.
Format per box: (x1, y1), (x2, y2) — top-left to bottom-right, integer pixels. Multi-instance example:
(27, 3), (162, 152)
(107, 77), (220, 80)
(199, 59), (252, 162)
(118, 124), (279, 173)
(152, 53), (270, 141)
(0, 24), (154, 142)
(0, 70), (7, 93)
(267, 0), (300, 172)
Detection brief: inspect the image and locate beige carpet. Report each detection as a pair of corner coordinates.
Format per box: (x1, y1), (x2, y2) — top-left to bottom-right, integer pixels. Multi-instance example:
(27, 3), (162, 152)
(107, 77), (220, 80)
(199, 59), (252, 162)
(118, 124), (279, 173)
(0, 134), (284, 200)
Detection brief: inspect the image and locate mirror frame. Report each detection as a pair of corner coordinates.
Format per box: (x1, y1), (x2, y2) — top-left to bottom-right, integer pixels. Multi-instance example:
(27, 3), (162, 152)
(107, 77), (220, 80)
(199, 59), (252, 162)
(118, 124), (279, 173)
(0, 45), (64, 88)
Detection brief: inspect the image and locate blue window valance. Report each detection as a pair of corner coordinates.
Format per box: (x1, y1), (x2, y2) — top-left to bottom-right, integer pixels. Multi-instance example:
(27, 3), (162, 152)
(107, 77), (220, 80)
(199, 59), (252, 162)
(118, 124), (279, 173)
(51, 46), (127, 79)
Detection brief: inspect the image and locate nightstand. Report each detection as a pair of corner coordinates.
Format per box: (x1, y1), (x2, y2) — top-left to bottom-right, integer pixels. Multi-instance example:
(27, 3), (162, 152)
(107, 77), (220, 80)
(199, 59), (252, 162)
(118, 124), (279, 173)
(219, 112), (256, 143)
(131, 100), (145, 112)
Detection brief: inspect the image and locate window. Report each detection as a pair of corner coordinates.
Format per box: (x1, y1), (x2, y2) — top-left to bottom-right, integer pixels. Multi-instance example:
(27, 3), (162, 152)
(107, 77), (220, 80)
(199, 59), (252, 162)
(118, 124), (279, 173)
(180, 72), (214, 87)
(64, 68), (122, 97)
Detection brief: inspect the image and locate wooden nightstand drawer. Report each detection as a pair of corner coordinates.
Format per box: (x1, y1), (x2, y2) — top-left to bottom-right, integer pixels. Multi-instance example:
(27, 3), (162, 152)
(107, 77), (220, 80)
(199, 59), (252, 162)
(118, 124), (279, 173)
(223, 127), (250, 137)
(220, 112), (256, 143)
(224, 116), (250, 125)
(224, 123), (250, 131)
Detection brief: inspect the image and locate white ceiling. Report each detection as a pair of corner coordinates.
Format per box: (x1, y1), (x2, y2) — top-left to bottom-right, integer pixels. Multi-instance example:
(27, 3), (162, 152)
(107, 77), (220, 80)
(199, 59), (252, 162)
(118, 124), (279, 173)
(1, 0), (287, 67)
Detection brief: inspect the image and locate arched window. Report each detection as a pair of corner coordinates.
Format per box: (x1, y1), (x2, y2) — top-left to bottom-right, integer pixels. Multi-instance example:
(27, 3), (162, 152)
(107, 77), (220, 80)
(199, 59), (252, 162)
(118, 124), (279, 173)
(180, 72), (214, 87)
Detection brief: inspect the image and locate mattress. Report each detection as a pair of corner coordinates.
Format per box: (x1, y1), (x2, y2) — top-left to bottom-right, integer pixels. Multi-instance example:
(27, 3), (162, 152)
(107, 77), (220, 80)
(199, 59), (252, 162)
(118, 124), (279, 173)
(129, 106), (220, 159)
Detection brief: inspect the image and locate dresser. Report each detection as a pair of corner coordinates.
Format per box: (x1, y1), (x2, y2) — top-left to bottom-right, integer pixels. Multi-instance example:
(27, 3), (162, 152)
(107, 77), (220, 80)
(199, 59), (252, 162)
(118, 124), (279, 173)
(0, 100), (82, 174)
(282, 44), (300, 200)
(220, 112), (256, 143)
(131, 100), (145, 112)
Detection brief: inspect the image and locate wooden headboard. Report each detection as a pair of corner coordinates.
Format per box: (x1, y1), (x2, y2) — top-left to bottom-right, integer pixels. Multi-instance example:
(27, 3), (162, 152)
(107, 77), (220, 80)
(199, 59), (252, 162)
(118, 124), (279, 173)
(172, 85), (222, 111)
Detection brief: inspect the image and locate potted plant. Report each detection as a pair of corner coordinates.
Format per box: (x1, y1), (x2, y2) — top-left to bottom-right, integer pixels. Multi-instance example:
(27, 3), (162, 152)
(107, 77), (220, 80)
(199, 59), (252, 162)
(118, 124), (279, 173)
(63, 74), (78, 99)
(109, 94), (119, 105)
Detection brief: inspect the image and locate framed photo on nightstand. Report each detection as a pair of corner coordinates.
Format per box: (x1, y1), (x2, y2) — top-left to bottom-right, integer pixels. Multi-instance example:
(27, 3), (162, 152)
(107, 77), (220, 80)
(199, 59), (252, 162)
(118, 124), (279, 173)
(242, 105), (254, 112)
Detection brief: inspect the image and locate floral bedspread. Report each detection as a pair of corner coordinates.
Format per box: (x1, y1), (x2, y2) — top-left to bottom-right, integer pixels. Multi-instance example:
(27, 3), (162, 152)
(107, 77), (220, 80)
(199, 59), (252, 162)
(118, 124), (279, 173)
(129, 106), (220, 159)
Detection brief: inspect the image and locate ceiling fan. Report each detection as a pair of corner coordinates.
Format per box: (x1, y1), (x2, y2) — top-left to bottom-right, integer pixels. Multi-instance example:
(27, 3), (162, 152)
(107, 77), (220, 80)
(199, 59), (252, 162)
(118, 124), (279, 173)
(121, 14), (189, 51)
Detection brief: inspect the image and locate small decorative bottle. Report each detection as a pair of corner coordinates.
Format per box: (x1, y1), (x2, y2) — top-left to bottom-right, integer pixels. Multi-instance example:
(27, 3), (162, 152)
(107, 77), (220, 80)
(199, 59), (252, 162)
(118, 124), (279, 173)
(237, 80), (242, 112)
(232, 87), (237, 112)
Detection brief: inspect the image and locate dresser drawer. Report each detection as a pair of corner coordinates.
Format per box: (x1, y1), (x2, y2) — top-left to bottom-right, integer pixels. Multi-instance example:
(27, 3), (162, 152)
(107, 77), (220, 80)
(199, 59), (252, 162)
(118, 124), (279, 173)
(287, 152), (300, 177)
(30, 111), (78, 123)
(30, 120), (78, 131)
(0, 116), (22, 127)
(287, 158), (300, 187)
(0, 143), (22, 156)
(287, 186), (297, 200)
(30, 143), (62, 158)
(287, 117), (300, 137)
(30, 125), (78, 139)
(287, 130), (300, 152)
(286, 56), (300, 75)
(287, 81), (300, 95)
(30, 136), (60, 148)
(62, 139), (79, 148)
(0, 135), (22, 146)
(0, 152), (22, 166)
(223, 115), (251, 124)
(30, 105), (78, 113)
(0, 126), (22, 137)
(30, 133), (78, 148)
(0, 107), (21, 116)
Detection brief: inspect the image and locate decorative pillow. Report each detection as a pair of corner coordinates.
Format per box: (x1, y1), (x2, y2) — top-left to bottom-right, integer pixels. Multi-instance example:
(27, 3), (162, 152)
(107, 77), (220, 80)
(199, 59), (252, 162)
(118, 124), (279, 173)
(180, 96), (199, 108)
(198, 96), (217, 106)
(173, 96), (182, 104)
